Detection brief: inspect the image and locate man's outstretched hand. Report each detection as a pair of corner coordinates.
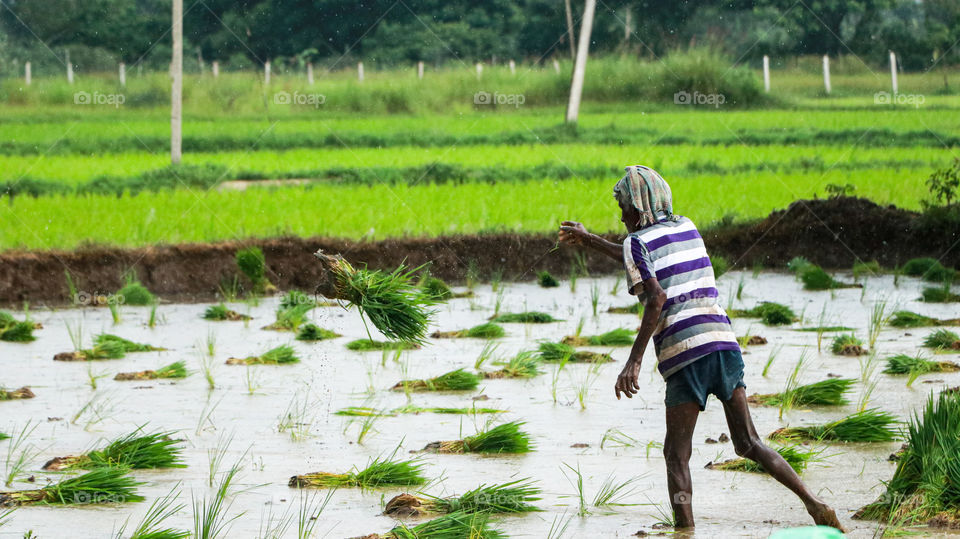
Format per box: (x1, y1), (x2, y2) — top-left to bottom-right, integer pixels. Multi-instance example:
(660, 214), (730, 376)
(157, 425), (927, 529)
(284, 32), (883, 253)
(559, 221), (588, 246)
(615, 359), (641, 400)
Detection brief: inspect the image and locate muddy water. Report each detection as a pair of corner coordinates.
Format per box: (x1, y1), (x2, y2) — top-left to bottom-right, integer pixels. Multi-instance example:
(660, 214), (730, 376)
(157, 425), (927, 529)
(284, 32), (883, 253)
(1, 271), (959, 538)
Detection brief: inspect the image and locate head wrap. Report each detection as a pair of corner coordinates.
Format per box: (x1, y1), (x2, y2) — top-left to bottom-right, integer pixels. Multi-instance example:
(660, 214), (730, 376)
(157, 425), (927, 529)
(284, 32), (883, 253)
(613, 165), (678, 228)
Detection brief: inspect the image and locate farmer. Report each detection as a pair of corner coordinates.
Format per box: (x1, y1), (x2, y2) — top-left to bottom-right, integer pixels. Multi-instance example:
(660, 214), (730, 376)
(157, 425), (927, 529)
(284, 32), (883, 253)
(558, 165), (844, 532)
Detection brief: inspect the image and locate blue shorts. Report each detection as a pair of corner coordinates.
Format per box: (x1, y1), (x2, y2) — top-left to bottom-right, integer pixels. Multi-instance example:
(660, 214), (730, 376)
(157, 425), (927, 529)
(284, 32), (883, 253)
(664, 349), (746, 411)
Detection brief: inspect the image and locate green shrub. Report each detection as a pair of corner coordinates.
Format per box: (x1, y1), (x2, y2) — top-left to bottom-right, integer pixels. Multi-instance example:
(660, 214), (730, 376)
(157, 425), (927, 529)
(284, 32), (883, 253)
(537, 271), (559, 288)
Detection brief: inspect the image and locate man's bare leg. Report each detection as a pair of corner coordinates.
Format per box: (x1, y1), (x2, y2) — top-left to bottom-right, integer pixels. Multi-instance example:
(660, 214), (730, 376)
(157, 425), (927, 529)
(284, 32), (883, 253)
(720, 387), (845, 531)
(664, 401), (700, 528)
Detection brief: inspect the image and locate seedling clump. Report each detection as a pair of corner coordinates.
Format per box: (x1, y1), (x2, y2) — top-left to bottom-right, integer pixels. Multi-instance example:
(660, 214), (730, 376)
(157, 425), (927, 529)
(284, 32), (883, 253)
(608, 303), (643, 315)
(347, 339), (419, 351)
(748, 378), (855, 407)
(537, 342), (613, 363)
(731, 303), (796, 326)
(769, 409), (899, 443)
(115, 361), (189, 381)
(482, 351), (543, 379)
(93, 334), (164, 352)
(923, 329), (960, 351)
(202, 304), (251, 321)
(888, 310), (960, 328)
(0, 467), (144, 506)
(799, 265), (856, 291)
(365, 511), (503, 539)
(561, 328), (634, 347)
(883, 354), (959, 375)
(707, 444), (817, 474)
(489, 311), (559, 323)
(42, 430), (185, 471)
(54, 340), (126, 362)
(383, 479), (541, 517)
(236, 246), (275, 295)
(116, 274), (156, 306)
(422, 421), (533, 454)
(226, 344), (299, 365)
(431, 323), (505, 339)
(392, 369), (480, 392)
(537, 271), (559, 288)
(289, 453), (427, 489)
(0, 387), (35, 400)
(296, 323), (341, 341)
(831, 334), (866, 356)
(921, 285), (960, 303)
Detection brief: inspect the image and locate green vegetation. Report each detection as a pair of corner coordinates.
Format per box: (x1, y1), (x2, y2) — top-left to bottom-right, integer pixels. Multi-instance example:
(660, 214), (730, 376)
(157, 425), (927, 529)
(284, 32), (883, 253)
(923, 329), (960, 351)
(608, 303), (643, 315)
(202, 304), (250, 321)
(295, 324), (341, 341)
(749, 378), (855, 407)
(54, 340), (126, 361)
(290, 453), (427, 489)
(799, 265), (852, 290)
(384, 479), (541, 516)
(0, 387), (34, 400)
(346, 339), (418, 351)
(425, 421), (533, 454)
(883, 354), (959, 375)
(831, 334), (866, 356)
(731, 303), (797, 326)
(711, 255), (730, 279)
(537, 271), (559, 288)
(536, 342), (613, 363)
(903, 257), (957, 283)
(235, 247), (274, 295)
(335, 405), (506, 416)
(420, 277), (457, 301)
(432, 323), (505, 339)
(769, 409), (899, 442)
(484, 352), (543, 379)
(489, 312), (559, 323)
(921, 285), (960, 303)
(0, 467), (144, 506)
(225, 345), (299, 365)
(117, 276), (156, 306)
(381, 511), (503, 539)
(562, 328), (635, 347)
(708, 444), (817, 474)
(93, 334), (163, 353)
(888, 310), (960, 328)
(43, 430), (185, 470)
(392, 369), (480, 392)
(0, 311), (36, 342)
(114, 361), (189, 381)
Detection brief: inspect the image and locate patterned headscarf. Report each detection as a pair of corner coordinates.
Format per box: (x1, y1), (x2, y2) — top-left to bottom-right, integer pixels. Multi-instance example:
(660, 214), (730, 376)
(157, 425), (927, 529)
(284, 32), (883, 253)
(613, 165), (679, 228)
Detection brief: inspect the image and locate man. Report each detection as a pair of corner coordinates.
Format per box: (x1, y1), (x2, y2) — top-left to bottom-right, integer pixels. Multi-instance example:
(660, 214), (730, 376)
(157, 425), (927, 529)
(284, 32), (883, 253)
(558, 165), (843, 532)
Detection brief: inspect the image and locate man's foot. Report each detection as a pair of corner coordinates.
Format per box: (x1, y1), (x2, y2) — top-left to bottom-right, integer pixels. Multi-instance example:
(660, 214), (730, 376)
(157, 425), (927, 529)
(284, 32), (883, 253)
(807, 501), (846, 533)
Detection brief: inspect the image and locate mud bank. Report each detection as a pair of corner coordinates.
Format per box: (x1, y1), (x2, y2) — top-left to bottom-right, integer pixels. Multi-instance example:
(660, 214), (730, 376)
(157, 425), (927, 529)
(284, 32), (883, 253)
(1, 197), (956, 306)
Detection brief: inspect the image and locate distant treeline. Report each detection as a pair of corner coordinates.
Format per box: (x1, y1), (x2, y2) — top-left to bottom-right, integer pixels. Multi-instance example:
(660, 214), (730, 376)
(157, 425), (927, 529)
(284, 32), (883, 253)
(0, 0), (957, 77)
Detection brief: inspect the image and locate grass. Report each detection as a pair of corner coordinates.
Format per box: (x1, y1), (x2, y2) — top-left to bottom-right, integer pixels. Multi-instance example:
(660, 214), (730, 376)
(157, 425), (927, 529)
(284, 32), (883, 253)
(483, 351), (543, 379)
(392, 368), (481, 392)
(420, 277), (454, 301)
(769, 409), (899, 442)
(193, 461), (243, 539)
(608, 303), (643, 315)
(0, 467), (144, 506)
(831, 333), (866, 356)
(538, 271), (559, 288)
(236, 247), (274, 295)
(289, 451), (427, 489)
(536, 341), (614, 363)
(114, 360), (189, 381)
(43, 429), (185, 470)
(264, 302), (314, 331)
(335, 404), (506, 416)
(921, 285), (960, 303)
(888, 310), (960, 327)
(384, 479), (541, 516)
(346, 339), (419, 351)
(730, 302), (797, 326)
(561, 328), (634, 346)
(295, 323), (341, 341)
(923, 329), (960, 351)
(489, 311), (560, 323)
(117, 276), (156, 306)
(226, 345), (299, 365)
(749, 378), (855, 407)
(0, 311), (37, 342)
(799, 265), (853, 290)
(855, 391), (960, 525)
(424, 421), (533, 454)
(883, 354), (960, 375)
(903, 257), (957, 283)
(93, 334), (164, 352)
(54, 340), (127, 361)
(707, 444), (818, 474)
(115, 485), (189, 539)
(431, 322), (505, 339)
(381, 511), (504, 539)
(203, 304), (251, 321)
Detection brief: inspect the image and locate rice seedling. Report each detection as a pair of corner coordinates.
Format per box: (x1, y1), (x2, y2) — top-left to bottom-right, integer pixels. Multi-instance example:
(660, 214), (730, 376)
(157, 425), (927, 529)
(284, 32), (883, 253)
(538, 271), (559, 288)
(3, 422), (39, 487)
(923, 329), (960, 351)
(867, 299), (888, 350)
(346, 339), (419, 351)
(202, 304), (251, 321)
(392, 368), (480, 392)
(296, 489), (335, 539)
(0, 387), (34, 401)
(114, 485), (188, 539)
(590, 282), (601, 317)
(200, 353), (216, 391)
(421, 421), (533, 454)
(147, 302), (160, 328)
(337, 404), (506, 416)
(372, 510), (503, 539)
(114, 360), (188, 381)
(889, 310), (960, 328)
(799, 264), (856, 290)
(607, 302), (643, 315)
(289, 451), (427, 489)
(236, 246), (275, 295)
(730, 302), (797, 326)
(902, 257), (939, 277)
(856, 352), (882, 411)
(243, 366), (262, 395)
(920, 284), (960, 303)
(420, 277), (455, 301)
(489, 311), (560, 323)
(277, 390), (314, 441)
(537, 341), (613, 363)
(295, 323), (340, 341)
(0, 434), (8, 441)
(575, 363), (604, 410)
(600, 428), (640, 449)
(43, 429), (185, 470)
(748, 378), (855, 407)
(263, 302), (314, 331)
(769, 409), (899, 443)
(706, 444), (819, 474)
(853, 260), (881, 281)
(54, 339), (127, 361)
(560, 463), (644, 516)
(226, 344), (299, 365)
(431, 322), (505, 339)
(482, 351), (543, 379)
(193, 461), (244, 539)
(561, 328), (634, 347)
(0, 467), (144, 506)
(117, 274), (156, 306)
(72, 392), (119, 430)
(883, 354), (960, 375)
(0, 311), (37, 342)
(383, 479), (541, 517)
(314, 251), (438, 343)
(0, 507), (12, 526)
(831, 333), (866, 356)
(736, 335), (768, 347)
(787, 256), (813, 274)
(93, 334), (164, 352)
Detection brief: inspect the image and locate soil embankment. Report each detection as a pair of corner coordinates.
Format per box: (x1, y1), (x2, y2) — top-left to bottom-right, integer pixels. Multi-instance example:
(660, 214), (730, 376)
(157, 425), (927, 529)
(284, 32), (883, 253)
(1, 197), (956, 307)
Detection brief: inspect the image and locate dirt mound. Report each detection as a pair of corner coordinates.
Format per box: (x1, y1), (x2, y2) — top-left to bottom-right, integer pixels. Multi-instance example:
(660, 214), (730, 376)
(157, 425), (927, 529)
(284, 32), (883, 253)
(0, 197), (956, 307)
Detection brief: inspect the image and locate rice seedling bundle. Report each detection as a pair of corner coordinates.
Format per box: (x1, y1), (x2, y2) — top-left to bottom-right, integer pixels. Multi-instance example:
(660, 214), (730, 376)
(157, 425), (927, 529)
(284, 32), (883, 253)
(799, 265), (855, 291)
(420, 277), (453, 301)
(117, 277), (156, 306)
(731, 302), (796, 326)
(54, 340), (127, 361)
(736, 335), (768, 346)
(314, 250), (438, 344)
(392, 368), (480, 392)
(93, 334), (164, 352)
(536, 341), (613, 363)
(0, 311), (37, 342)
(831, 334), (866, 356)
(431, 322), (505, 339)
(295, 323), (341, 341)
(280, 290), (313, 309)
(383, 479), (541, 517)
(375, 510), (504, 539)
(489, 311), (559, 323)
(225, 344), (299, 365)
(921, 285), (960, 303)
(335, 405), (506, 416)
(855, 391), (960, 525)
(888, 310), (960, 328)
(787, 256), (813, 274)
(924, 329), (960, 351)
(608, 303), (643, 314)
(0, 467), (144, 506)
(706, 444), (816, 474)
(202, 304), (250, 321)
(561, 328), (635, 347)
(236, 246), (275, 294)
(903, 257), (957, 283)
(289, 454), (427, 489)
(769, 409), (899, 442)
(263, 302), (314, 331)
(114, 361), (188, 381)
(346, 339), (419, 351)
(43, 430), (185, 471)
(748, 378), (855, 407)
(0, 387), (35, 400)
(0, 433), (8, 441)
(883, 354), (960, 375)
(852, 260), (881, 280)
(422, 421), (533, 454)
(537, 271), (559, 288)
(483, 351), (543, 379)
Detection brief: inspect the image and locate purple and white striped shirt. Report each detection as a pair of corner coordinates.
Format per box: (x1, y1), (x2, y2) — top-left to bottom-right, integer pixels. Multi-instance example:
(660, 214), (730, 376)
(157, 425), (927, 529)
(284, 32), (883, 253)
(622, 216), (740, 379)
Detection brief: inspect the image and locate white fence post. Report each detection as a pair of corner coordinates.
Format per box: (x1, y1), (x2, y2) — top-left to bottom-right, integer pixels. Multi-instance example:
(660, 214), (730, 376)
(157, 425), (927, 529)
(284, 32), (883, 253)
(566, 0), (597, 123)
(66, 50), (74, 84)
(889, 51), (898, 94)
(553, 59), (560, 74)
(307, 62), (314, 84)
(476, 62), (483, 78)
(822, 55), (831, 94)
(417, 61), (424, 79)
(171, 0), (183, 165)
(119, 62), (126, 86)
(509, 59), (516, 75)
(762, 55), (770, 93)
(25, 62), (31, 85)
(358, 61), (364, 82)
(212, 61), (219, 78)
(264, 60), (271, 85)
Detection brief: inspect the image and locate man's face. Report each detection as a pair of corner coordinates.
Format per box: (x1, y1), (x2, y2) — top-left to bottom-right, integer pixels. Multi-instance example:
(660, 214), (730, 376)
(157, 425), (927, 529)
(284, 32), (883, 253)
(619, 199), (640, 233)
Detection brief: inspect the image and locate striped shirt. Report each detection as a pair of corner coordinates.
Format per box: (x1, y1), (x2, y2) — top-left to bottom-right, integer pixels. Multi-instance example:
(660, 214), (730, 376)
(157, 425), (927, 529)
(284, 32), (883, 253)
(622, 216), (740, 379)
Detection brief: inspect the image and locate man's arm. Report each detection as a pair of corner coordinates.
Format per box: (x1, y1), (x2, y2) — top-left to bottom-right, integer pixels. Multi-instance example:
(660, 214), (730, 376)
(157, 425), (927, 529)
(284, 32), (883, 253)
(558, 221), (621, 262)
(615, 277), (667, 400)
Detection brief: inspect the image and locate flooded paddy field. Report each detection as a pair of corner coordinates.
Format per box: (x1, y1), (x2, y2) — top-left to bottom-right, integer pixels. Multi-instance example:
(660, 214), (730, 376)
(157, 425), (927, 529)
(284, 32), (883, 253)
(1, 270), (959, 538)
